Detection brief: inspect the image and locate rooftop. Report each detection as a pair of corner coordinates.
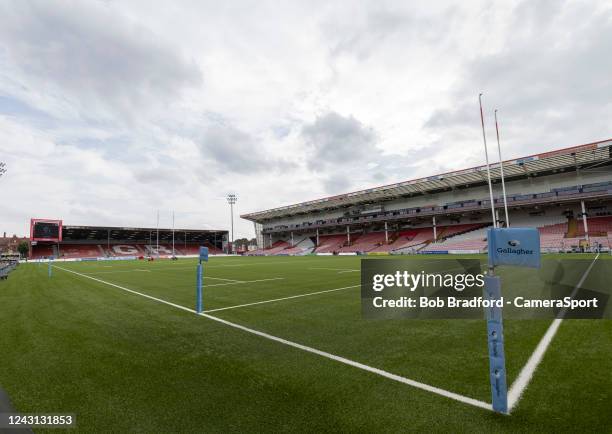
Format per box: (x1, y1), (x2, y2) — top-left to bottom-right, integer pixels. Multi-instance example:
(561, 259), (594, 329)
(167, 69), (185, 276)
(241, 138), (612, 222)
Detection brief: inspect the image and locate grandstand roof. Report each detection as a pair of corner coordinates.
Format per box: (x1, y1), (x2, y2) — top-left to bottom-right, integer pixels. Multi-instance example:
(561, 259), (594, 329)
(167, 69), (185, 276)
(60, 225), (227, 243)
(241, 139), (612, 222)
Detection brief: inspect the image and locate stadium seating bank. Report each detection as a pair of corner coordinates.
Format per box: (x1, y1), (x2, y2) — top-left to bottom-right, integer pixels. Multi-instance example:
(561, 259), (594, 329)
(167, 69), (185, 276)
(242, 139), (612, 255)
(29, 225), (228, 260)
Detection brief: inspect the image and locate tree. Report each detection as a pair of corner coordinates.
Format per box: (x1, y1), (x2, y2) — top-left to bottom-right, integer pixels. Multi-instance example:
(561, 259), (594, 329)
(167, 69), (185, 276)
(232, 238), (249, 248)
(17, 241), (29, 258)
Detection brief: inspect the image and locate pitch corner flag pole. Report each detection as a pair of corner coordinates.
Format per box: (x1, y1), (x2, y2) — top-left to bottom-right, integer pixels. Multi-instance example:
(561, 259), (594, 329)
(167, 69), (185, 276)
(494, 109), (510, 228)
(479, 93), (497, 229)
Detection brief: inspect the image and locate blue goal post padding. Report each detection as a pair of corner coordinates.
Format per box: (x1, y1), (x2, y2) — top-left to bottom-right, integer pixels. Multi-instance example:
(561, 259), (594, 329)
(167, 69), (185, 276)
(487, 227), (541, 269)
(199, 246), (209, 262)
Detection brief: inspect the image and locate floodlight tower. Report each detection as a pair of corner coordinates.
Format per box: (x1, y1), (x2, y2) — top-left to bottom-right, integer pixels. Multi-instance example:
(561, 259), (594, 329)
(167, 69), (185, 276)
(226, 193), (237, 252)
(0, 162), (6, 178)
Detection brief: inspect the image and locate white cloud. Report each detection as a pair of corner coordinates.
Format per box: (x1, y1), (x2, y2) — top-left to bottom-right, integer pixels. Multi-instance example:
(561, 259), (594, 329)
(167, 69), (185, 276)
(0, 0), (611, 238)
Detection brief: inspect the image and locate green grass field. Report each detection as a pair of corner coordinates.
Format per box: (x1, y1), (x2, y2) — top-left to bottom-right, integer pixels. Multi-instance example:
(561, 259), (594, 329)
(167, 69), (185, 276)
(1, 254), (611, 432)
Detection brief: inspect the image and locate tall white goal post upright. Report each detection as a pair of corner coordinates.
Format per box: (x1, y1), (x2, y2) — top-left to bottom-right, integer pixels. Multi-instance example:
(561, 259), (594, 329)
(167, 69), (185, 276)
(479, 93), (507, 413)
(494, 110), (510, 227)
(479, 94), (541, 414)
(479, 93), (498, 230)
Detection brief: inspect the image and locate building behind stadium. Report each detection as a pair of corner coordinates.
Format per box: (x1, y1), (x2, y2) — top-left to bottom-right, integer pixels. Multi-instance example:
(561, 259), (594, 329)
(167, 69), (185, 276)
(241, 139), (612, 255)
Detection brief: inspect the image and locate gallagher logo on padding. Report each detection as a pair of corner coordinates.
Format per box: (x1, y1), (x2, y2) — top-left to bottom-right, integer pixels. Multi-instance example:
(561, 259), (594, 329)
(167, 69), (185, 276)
(496, 238), (533, 255)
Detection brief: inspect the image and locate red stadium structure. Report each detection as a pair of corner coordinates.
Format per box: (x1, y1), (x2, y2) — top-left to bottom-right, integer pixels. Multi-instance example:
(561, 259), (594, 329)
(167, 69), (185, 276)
(29, 224), (228, 260)
(242, 139), (612, 255)
(30, 219), (63, 242)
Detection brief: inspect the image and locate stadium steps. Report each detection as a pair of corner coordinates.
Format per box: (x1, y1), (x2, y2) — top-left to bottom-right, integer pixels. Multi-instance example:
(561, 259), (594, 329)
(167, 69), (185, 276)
(387, 232), (399, 244)
(279, 237), (315, 255)
(566, 217), (578, 238)
(384, 228), (435, 252)
(314, 235), (347, 254)
(337, 232), (388, 253)
(421, 225), (491, 252)
(436, 223), (488, 243)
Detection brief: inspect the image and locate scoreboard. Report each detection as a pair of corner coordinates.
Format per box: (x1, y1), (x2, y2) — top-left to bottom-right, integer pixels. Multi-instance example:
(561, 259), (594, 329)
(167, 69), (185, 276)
(30, 219), (63, 242)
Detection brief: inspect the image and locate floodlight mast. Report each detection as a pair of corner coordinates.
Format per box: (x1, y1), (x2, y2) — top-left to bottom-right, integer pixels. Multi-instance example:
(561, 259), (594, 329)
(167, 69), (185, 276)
(478, 94), (498, 233)
(226, 194), (237, 253)
(494, 110), (510, 227)
(0, 162), (6, 178)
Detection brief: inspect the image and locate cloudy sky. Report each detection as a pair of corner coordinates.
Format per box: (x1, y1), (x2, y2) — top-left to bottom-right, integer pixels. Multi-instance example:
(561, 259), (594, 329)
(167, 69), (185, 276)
(1, 0), (611, 238)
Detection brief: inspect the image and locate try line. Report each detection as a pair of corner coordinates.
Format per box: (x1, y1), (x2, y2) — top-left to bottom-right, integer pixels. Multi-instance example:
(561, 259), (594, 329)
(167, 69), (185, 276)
(506, 253), (600, 412)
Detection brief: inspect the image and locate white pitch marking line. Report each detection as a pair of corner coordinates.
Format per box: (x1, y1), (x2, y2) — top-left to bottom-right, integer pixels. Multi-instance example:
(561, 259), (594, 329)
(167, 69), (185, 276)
(243, 277), (285, 283)
(204, 276), (244, 283)
(53, 266), (195, 314)
(506, 253), (600, 412)
(204, 277), (286, 288)
(203, 284), (361, 312)
(86, 269), (151, 274)
(204, 281), (248, 288)
(162, 260), (320, 270)
(85, 268), (243, 283)
(52, 265), (492, 412)
(309, 267), (359, 272)
(199, 311), (493, 412)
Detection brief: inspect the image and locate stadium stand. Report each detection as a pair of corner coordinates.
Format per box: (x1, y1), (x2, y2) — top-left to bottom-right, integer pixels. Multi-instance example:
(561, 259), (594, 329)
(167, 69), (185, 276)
(60, 244), (104, 259)
(106, 244), (145, 257)
(246, 241), (291, 256)
(30, 245), (54, 259)
(314, 235), (348, 254)
(29, 225), (228, 259)
(242, 139), (612, 255)
(337, 232), (387, 253)
(576, 216), (612, 236)
(422, 226), (491, 252)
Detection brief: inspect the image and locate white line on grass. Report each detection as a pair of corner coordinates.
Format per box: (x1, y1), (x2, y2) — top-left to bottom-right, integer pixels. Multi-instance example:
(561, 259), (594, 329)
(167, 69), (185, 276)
(83, 269), (246, 284)
(159, 260), (319, 271)
(203, 276), (243, 283)
(86, 269), (151, 274)
(241, 277), (285, 283)
(204, 277), (286, 288)
(199, 311), (493, 412)
(54, 266), (195, 314)
(204, 282), (246, 288)
(506, 253), (600, 412)
(203, 284), (361, 312)
(53, 264), (492, 412)
(309, 267), (359, 272)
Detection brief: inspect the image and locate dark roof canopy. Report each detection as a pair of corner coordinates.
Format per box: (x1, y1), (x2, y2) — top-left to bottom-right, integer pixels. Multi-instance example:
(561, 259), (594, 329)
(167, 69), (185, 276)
(242, 139), (612, 222)
(61, 225), (227, 243)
